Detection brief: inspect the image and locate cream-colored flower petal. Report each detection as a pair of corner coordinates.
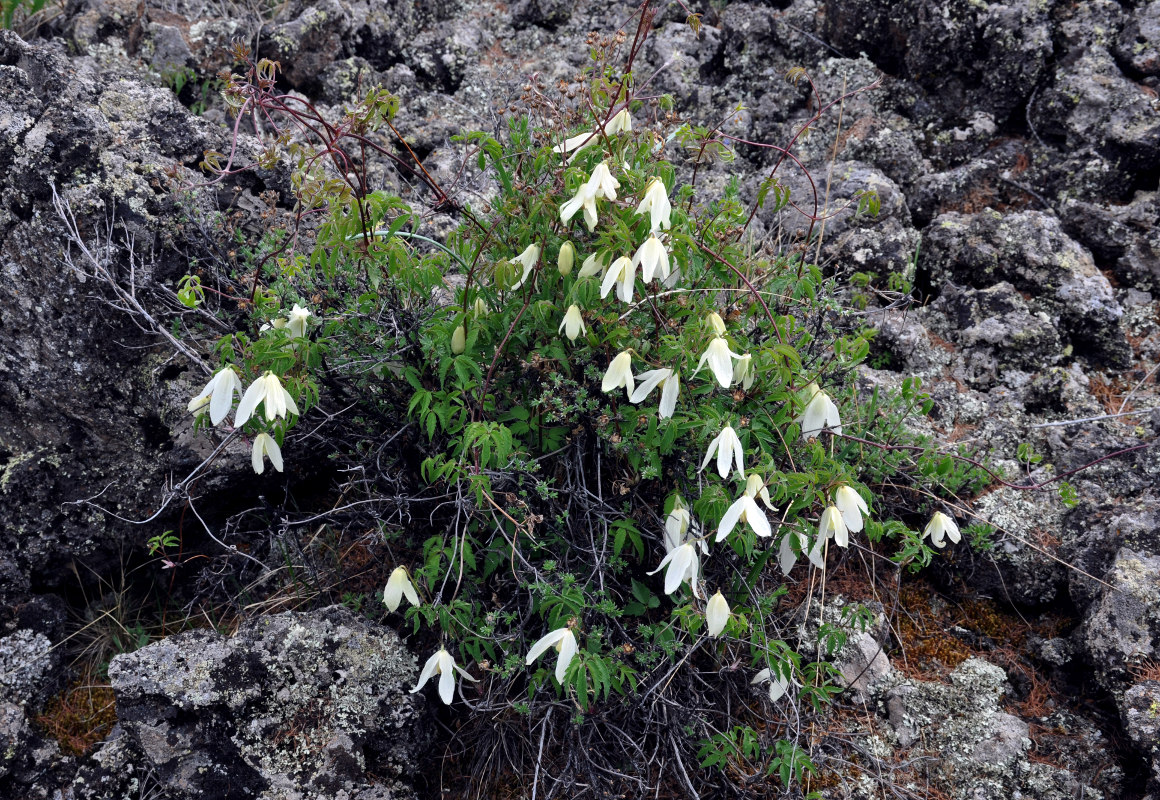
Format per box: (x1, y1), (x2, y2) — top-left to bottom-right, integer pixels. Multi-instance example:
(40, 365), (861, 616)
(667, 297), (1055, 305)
(834, 486), (869, 533)
(658, 371), (679, 419)
(706, 591), (729, 637)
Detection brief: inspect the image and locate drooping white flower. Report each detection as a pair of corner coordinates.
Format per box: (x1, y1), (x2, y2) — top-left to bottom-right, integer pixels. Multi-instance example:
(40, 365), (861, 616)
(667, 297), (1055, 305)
(694, 337), (743, 388)
(251, 432), (283, 474)
(818, 505), (850, 549)
(732, 353), (755, 391)
(630, 368), (679, 418)
(706, 312), (727, 336)
(554, 130), (595, 155)
(525, 627), (578, 684)
(777, 529), (811, 575)
(601, 351), (634, 397)
(603, 108), (632, 136)
(559, 305), (586, 342)
(560, 181), (599, 231)
(923, 511), (961, 549)
(648, 542), (701, 598)
(635, 178), (671, 232)
(717, 490), (772, 542)
(699, 424), (745, 481)
(508, 243), (542, 291)
(706, 591), (730, 637)
(188, 367), (243, 426)
(287, 304), (312, 338)
(235, 372), (300, 427)
(586, 161), (620, 201)
(558, 241), (575, 276)
(411, 647), (478, 705)
(799, 382), (842, 439)
(834, 486), (869, 533)
(577, 252), (608, 278)
(745, 473), (776, 510)
(260, 317), (288, 333)
(664, 501), (691, 553)
(632, 235), (671, 284)
(383, 566), (421, 612)
(600, 255), (637, 303)
(752, 666), (790, 702)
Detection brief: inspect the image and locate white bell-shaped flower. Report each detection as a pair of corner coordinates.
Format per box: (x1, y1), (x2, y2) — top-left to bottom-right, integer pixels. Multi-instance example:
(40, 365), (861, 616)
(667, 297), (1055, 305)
(600, 255), (637, 303)
(554, 130), (595, 155)
(287, 304), (312, 339)
(635, 177), (671, 232)
(699, 424), (745, 481)
(411, 647), (478, 705)
(560, 181), (599, 231)
(752, 666), (790, 702)
(664, 502), (691, 553)
(235, 372), (300, 427)
(629, 368), (679, 419)
(777, 529), (811, 575)
(924, 511), (961, 548)
(744, 473), (776, 510)
(705, 591), (730, 637)
(508, 243), (542, 291)
(732, 353), (755, 390)
(648, 542), (702, 598)
(383, 566), (421, 612)
(601, 351), (634, 397)
(818, 505), (850, 549)
(632, 235), (671, 284)
(251, 432), (283, 474)
(586, 161), (620, 201)
(559, 305), (586, 342)
(188, 367), (242, 426)
(800, 383), (842, 439)
(694, 337), (743, 388)
(603, 108), (632, 136)
(525, 627), (579, 684)
(717, 490), (772, 542)
(834, 485), (869, 533)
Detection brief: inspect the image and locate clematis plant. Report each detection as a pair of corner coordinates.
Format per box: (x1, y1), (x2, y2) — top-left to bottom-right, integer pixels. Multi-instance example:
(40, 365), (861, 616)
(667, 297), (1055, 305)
(189, 367), (242, 426)
(251, 432), (283, 474)
(648, 542), (702, 598)
(235, 371), (299, 427)
(705, 591), (730, 637)
(694, 337), (743, 388)
(383, 566), (421, 612)
(635, 177), (671, 231)
(411, 647), (478, 705)
(602, 351), (635, 397)
(526, 627), (579, 684)
(800, 383), (842, 439)
(700, 424), (745, 481)
(924, 511), (961, 548)
(629, 368), (679, 419)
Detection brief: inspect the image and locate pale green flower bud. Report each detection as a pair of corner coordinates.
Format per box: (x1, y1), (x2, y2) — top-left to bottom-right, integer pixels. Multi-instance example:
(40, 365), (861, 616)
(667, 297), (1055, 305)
(558, 241), (575, 276)
(451, 325), (466, 355)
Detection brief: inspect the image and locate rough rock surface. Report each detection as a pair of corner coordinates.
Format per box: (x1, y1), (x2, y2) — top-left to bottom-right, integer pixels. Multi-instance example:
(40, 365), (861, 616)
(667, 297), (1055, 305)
(104, 607), (421, 800)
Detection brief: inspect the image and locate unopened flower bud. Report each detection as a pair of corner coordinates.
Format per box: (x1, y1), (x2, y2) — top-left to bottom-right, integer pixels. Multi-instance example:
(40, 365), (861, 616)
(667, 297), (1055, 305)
(707, 312), (726, 336)
(451, 325), (466, 355)
(558, 241), (575, 276)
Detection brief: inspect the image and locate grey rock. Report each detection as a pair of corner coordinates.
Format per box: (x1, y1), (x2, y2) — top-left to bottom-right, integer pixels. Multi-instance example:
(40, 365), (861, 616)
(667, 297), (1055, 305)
(511, 0), (572, 30)
(922, 209), (1129, 367)
(824, 0), (1052, 121)
(1031, 45), (1160, 178)
(1084, 548), (1160, 689)
(108, 607), (422, 800)
(1116, 0), (1160, 78)
(0, 630), (56, 708)
(1121, 681), (1160, 790)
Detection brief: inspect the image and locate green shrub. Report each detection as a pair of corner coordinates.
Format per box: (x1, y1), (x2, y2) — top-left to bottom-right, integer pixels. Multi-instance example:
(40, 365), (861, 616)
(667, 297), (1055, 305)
(177, 19), (992, 796)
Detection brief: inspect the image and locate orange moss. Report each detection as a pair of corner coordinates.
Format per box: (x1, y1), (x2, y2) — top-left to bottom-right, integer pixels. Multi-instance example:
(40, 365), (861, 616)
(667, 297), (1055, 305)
(36, 674), (117, 756)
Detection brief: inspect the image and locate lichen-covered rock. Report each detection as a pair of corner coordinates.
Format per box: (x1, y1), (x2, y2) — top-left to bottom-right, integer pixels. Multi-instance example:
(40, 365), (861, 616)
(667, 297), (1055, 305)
(107, 607), (422, 800)
(923, 209), (1129, 367)
(1121, 681), (1160, 792)
(1031, 46), (1160, 179)
(875, 657), (1104, 799)
(1115, 0), (1160, 78)
(824, 0), (1052, 121)
(1084, 549), (1160, 690)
